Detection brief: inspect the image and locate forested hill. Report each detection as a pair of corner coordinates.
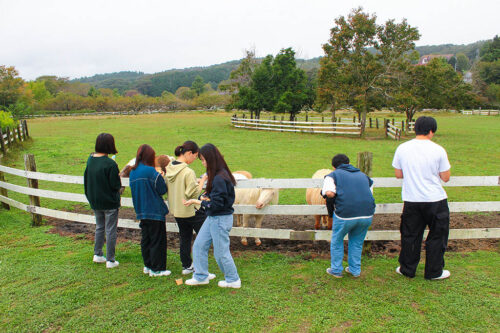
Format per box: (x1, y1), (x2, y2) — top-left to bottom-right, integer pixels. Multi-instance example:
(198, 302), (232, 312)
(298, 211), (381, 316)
(71, 40), (488, 96)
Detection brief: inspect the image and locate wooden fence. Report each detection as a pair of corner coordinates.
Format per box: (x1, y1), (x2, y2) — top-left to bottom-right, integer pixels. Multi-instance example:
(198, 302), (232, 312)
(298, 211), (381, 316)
(462, 110), (499, 116)
(0, 157), (499, 241)
(231, 116), (362, 136)
(0, 120), (30, 156)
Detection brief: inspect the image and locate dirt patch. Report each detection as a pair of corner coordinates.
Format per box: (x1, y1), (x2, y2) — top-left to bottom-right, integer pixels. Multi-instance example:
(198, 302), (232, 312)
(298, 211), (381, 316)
(45, 206), (499, 258)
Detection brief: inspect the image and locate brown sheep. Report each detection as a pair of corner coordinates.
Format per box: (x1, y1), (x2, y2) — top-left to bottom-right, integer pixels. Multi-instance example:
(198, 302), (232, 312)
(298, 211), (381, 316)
(306, 169), (333, 230)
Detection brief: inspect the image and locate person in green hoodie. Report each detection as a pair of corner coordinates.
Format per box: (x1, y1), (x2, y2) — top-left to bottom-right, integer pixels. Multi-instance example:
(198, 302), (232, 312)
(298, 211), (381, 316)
(165, 141), (207, 275)
(84, 133), (121, 269)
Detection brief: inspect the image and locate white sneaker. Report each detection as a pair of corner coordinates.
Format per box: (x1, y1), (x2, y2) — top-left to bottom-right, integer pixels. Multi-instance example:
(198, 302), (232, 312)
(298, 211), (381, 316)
(431, 270), (450, 280)
(218, 279), (241, 289)
(149, 270), (171, 277)
(395, 266), (403, 276)
(185, 278), (209, 285)
(182, 264), (194, 275)
(93, 255), (106, 263)
(106, 260), (119, 268)
(143, 267), (150, 275)
(208, 273), (216, 280)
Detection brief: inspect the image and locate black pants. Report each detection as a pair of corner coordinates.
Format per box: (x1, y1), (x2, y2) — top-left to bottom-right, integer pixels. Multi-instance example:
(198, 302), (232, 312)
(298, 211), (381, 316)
(175, 209), (206, 268)
(399, 199), (450, 279)
(139, 219), (167, 272)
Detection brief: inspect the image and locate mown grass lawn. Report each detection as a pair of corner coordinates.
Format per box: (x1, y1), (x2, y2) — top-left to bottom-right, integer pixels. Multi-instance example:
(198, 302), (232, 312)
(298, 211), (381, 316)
(0, 210), (499, 332)
(1, 111), (499, 210)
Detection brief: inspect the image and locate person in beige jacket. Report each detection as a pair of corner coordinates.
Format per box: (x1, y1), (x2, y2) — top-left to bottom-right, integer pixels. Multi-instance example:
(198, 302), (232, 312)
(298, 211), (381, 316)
(165, 141), (207, 275)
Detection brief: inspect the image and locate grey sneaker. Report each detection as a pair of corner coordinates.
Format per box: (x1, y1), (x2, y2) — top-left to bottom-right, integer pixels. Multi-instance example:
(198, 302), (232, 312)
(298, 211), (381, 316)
(345, 267), (359, 278)
(326, 267), (342, 278)
(431, 270), (450, 280)
(93, 255), (106, 263)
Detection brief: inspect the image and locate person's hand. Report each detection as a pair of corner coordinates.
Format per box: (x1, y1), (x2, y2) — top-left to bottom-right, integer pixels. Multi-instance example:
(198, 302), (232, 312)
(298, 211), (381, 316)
(183, 199), (201, 206)
(198, 174), (208, 184)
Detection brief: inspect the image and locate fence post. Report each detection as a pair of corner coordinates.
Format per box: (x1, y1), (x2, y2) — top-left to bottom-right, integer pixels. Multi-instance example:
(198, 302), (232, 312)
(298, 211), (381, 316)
(0, 158), (10, 210)
(6, 128), (12, 148)
(0, 128), (6, 155)
(357, 152), (373, 253)
(21, 120), (27, 140)
(322, 116), (324, 122)
(24, 154), (42, 226)
(376, 118), (379, 129)
(17, 123), (22, 141)
(401, 121), (404, 133)
(369, 118), (372, 128)
(391, 118), (395, 125)
(353, 116), (356, 123)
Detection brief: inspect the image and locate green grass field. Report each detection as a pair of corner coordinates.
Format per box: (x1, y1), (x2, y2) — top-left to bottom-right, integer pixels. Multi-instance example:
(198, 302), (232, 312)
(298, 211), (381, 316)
(1, 111), (499, 209)
(0, 210), (499, 332)
(0, 112), (499, 331)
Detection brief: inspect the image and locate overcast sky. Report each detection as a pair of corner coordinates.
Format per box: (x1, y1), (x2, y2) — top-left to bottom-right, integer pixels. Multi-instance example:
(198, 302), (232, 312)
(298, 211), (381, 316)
(1, 0), (499, 80)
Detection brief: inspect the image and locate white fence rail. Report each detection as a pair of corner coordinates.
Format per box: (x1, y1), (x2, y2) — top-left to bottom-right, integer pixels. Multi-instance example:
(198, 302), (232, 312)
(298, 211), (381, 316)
(0, 163), (498, 241)
(231, 116), (362, 136)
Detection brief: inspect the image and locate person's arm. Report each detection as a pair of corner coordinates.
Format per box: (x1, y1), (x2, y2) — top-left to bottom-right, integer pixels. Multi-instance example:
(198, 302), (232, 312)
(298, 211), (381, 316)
(394, 169), (403, 179)
(184, 170), (204, 199)
(321, 176), (336, 198)
(439, 170), (451, 183)
(154, 172), (167, 196)
(200, 176), (227, 211)
(109, 163), (122, 192)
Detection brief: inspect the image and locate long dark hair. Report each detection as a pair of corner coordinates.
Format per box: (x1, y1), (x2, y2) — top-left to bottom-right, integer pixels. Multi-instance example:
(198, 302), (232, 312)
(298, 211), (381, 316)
(132, 144), (156, 170)
(200, 143), (236, 193)
(174, 140), (199, 157)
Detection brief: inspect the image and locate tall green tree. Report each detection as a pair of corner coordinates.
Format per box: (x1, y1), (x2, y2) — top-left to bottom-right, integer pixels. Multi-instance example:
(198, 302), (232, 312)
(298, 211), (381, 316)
(235, 48), (311, 120)
(190, 75), (205, 96)
(456, 53), (471, 72)
(318, 7), (420, 136)
(272, 48), (310, 120)
(391, 58), (477, 124)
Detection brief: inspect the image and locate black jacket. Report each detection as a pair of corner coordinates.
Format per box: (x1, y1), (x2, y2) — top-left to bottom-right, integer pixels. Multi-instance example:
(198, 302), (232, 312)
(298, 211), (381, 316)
(201, 172), (235, 216)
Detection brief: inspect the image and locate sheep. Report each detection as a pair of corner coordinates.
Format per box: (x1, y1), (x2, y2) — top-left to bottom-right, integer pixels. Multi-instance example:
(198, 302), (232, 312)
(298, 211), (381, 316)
(233, 171), (279, 246)
(306, 169), (333, 230)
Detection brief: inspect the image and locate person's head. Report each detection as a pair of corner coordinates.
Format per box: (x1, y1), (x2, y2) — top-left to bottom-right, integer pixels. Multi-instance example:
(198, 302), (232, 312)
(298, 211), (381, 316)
(199, 143), (236, 193)
(331, 154), (350, 168)
(174, 140), (199, 164)
(132, 144), (155, 170)
(95, 133), (118, 155)
(414, 116), (437, 136)
(155, 155), (171, 174)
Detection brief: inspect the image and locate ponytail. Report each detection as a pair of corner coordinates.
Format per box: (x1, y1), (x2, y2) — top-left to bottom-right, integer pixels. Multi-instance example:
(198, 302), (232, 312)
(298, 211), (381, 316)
(174, 140), (199, 157)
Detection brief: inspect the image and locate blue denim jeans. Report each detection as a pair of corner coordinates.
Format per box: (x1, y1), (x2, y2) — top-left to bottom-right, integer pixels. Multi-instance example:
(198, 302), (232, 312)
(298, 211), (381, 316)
(192, 214), (239, 283)
(330, 215), (372, 276)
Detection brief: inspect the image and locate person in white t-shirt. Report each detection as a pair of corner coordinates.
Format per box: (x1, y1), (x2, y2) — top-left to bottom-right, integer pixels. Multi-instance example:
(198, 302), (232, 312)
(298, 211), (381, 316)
(392, 116), (451, 280)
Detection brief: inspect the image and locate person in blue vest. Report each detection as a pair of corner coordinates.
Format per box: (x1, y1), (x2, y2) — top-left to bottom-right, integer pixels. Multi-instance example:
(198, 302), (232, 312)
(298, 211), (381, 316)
(321, 154), (375, 278)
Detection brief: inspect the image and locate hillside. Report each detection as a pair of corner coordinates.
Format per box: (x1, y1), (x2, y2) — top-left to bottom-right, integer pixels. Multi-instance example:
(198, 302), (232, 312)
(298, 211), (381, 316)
(72, 40), (489, 95)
